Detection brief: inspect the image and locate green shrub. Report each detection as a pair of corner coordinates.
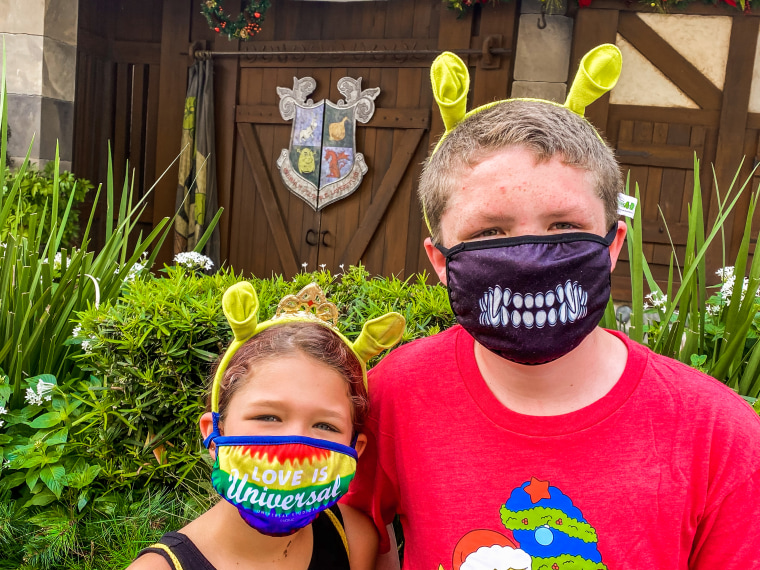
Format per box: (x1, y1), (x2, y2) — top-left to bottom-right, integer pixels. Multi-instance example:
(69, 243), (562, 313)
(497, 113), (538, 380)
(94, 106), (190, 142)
(73, 265), (454, 489)
(1, 162), (94, 247)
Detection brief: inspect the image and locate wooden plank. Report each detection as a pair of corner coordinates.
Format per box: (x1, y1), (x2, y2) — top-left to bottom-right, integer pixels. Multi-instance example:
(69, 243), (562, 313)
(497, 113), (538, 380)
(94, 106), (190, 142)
(616, 140), (697, 170)
(708, 16), (760, 267)
(339, 128), (425, 266)
(112, 62), (130, 192)
(152, 0), (191, 265)
(212, 52), (240, 267)
(235, 105), (431, 129)
(585, 0), (759, 16)
(236, 38), (440, 68)
(129, 64), (146, 197)
(382, 68), (423, 275)
(143, 64), (160, 194)
(112, 40), (161, 64)
(471, 3), (515, 108)
(570, 8), (619, 133)
(608, 104), (720, 128)
(748, 113), (760, 130)
(238, 123), (299, 277)
(618, 13), (722, 110)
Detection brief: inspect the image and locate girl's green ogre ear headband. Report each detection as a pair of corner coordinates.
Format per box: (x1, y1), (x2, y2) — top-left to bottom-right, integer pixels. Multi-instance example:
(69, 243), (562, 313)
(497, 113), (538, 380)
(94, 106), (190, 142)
(210, 281), (406, 413)
(430, 43), (623, 154)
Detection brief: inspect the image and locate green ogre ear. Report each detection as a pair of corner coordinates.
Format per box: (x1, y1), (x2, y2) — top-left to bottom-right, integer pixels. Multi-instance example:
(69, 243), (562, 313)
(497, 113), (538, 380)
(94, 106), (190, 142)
(431, 51), (470, 133)
(564, 44), (622, 118)
(222, 282), (260, 342)
(353, 312), (406, 364)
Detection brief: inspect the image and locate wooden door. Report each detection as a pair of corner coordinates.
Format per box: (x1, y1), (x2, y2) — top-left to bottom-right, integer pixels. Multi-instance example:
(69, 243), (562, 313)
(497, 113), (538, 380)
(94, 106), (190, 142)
(224, 0), (518, 279)
(571, 7), (760, 300)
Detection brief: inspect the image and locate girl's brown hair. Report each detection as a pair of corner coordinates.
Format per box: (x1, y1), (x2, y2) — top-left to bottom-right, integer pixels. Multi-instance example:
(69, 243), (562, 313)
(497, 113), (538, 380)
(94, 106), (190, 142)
(206, 322), (368, 433)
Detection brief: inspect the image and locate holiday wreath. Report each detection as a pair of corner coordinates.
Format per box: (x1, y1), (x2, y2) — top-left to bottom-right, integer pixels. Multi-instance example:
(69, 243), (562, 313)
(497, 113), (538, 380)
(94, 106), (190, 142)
(201, 0), (271, 40)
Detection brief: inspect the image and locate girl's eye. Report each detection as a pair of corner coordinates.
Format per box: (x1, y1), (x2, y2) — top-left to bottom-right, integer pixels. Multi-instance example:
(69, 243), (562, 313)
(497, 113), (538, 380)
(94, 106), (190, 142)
(314, 422), (339, 433)
(252, 415), (281, 422)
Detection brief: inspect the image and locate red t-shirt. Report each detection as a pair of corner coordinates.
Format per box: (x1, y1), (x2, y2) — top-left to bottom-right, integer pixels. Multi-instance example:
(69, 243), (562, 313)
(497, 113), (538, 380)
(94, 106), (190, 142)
(343, 326), (760, 570)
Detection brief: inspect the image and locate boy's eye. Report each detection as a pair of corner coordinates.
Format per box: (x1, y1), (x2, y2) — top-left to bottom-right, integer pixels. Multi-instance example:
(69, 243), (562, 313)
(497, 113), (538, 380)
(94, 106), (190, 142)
(551, 222), (577, 231)
(314, 422), (340, 433)
(252, 415), (281, 422)
(474, 228), (500, 239)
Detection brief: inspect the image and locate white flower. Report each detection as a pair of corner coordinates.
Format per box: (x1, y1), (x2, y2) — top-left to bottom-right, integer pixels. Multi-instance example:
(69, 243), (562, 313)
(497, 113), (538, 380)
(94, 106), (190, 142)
(0, 419), (4, 428)
(302, 262), (308, 269)
(25, 388), (42, 406)
(81, 340), (93, 354)
(320, 264), (326, 270)
(645, 290), (667, 308)
(124, 262), (145, 282)
(1, 458), (9, 469)
(72, 325), (82, 338)
(339, 264), (344, 270)
(0, 406), (7, 415)
(0, 242), (6, 249)
(173, 252), (214, 271)
(706, 304), (721, 316)
(25, 379), (54, 406)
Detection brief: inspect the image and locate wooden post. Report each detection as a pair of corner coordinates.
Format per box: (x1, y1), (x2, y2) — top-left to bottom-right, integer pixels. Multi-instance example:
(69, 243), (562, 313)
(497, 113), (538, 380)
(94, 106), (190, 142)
(152, 0), (192, 266)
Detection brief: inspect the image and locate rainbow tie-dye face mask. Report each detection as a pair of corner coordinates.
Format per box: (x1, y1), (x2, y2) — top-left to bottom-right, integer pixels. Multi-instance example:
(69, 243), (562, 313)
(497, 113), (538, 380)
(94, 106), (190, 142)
(206, 431), (358, 536)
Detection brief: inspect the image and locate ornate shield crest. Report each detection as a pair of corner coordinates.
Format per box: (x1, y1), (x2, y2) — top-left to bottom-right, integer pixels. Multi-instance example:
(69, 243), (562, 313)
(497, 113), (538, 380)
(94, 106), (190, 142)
(276, 77), (380, 210)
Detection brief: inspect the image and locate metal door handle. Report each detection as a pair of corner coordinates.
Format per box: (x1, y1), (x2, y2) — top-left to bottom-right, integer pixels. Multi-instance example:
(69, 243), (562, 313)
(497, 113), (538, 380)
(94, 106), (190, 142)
(320, 230), (330, 247)
(305, 229), (318, 246)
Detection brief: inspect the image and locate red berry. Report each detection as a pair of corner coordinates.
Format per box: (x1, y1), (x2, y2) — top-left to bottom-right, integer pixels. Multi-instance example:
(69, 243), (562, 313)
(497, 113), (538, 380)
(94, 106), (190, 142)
(214, 27), (220, 32)
(522, 518), (528, 525)
(556, 518), (563, 525)
(254, 11), (261, 17)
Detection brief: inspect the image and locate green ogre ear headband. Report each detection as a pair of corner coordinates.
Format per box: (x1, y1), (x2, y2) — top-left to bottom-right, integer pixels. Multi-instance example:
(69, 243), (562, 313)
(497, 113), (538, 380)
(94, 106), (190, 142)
(431, 43), (622, 153)
(210, 281), (406, 414)
(425, 43), (622, 234)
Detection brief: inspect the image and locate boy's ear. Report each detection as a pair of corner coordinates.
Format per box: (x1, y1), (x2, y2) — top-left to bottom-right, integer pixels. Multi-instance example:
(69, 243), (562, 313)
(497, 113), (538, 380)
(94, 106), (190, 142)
(199, 412), (218, 460)
(354, 433), (368, 458)
(424, 237), (448, 286)
(608, 220), (627, 273)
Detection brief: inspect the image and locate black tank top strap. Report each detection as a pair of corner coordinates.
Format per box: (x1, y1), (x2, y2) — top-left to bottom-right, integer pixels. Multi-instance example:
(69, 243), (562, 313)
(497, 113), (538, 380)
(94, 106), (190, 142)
(308, 505), (351, 570)
(137, 532), (217, 570)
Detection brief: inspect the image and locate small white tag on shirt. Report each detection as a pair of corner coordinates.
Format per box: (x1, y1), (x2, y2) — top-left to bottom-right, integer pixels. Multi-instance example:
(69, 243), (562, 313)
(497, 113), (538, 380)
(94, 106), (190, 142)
(617, 193), (638, 218)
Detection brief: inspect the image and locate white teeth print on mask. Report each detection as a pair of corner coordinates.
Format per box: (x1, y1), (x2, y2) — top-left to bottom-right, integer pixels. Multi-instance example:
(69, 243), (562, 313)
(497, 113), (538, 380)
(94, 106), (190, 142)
(479, 280), (588, 329)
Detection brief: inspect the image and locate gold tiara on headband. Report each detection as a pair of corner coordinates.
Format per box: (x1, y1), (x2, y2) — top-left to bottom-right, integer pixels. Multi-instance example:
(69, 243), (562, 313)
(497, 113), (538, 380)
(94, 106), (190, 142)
(210, 281), (406, 414)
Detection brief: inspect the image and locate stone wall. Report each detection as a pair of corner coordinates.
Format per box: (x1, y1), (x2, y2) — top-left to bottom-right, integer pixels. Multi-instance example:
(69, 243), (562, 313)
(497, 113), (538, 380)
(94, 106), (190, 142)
(0, 0), (78, 169)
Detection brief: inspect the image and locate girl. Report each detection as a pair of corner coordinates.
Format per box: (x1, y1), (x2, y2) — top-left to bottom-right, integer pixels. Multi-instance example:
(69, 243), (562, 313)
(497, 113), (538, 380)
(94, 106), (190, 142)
(128, 281), (404, 570)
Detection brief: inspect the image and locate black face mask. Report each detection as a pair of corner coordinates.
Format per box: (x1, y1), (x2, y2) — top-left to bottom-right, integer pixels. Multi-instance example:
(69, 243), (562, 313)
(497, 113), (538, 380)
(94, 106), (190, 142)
(436, 228), (617, 365)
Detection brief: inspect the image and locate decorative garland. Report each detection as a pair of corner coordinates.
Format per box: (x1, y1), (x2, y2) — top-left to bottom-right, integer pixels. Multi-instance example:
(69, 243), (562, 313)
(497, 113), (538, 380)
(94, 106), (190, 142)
(444, 0), (757, 14)
(201, 0), (271, 40)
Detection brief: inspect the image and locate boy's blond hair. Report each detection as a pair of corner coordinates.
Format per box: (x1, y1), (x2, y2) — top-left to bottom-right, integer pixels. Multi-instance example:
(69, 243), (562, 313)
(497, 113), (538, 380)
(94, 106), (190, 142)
(419, 100), (623, 244)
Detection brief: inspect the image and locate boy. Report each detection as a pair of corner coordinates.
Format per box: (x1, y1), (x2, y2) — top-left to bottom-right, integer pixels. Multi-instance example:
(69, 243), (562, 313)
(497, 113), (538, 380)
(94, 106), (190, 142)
(343, 47), (760, 570)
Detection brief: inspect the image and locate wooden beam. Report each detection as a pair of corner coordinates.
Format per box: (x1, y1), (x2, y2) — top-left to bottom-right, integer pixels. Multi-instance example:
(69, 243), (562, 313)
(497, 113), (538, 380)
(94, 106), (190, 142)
(339, 128), (425, 266)
(237, 123), (299, 277)
(235, 105), (431, 129)
(609, 105), (721, 128)
(616, 140), (700, 170)
(153, 0), (192, 265)
(618, 13), (723, 111)
(584, 0), (760, 16)
(707, 17), (760, 266)
(570, 8), (619, 133)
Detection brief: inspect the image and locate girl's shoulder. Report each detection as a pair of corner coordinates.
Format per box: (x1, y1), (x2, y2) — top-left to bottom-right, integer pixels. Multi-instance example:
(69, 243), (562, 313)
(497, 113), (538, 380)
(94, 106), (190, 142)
(127, 551), (174, 570)
(338, 504), (379, 570)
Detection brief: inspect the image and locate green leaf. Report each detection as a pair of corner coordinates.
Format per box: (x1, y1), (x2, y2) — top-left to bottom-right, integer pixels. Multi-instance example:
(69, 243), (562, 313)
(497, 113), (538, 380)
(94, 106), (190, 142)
(40, 464), (66, 498)
(77, 490), (89, 511)
(23, 488), (56, 508)
(45, 427), (68, 446)
(0, 471), (26, 491)
(29, 411), (64, 428)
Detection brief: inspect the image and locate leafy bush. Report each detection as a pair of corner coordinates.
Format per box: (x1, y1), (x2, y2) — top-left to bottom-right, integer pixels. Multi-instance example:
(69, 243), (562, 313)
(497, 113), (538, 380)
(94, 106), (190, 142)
(73, 265), (454, 488)
(1, 162), (94, 247)
(0, 487), (208, 570)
